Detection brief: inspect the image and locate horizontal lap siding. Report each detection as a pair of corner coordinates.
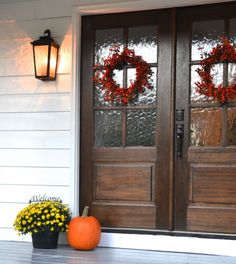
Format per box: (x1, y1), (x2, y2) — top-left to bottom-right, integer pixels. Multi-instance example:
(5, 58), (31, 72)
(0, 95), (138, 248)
(0, 185), (70, 204)
(0, 74), (71, 94)
(0, 149), (70, 167)
(0, 0), (73, 241)
(0, 93), (70, 112)
(0, 131), (70, 149)
(0, 112), (70, 130)
(0, 167), (70, 185)
(0, 36), (71, 76)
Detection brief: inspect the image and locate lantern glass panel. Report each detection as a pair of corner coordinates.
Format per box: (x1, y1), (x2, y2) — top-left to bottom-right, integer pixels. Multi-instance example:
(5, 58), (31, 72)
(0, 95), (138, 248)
(49, 46), (58, 79)
(34, 45), (49, 77)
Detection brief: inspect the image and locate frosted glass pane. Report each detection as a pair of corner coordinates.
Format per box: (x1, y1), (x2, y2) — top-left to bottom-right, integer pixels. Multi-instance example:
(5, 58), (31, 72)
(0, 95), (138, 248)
(94, 70), (110, 107)
(191, 64), (223, 103)
(191, 108), (221, 146)
(113, 69), (123, 87)
(211, 63), (223, 86)
(191, 20), (224, 61)
(95, 28), (124, 65)
(191, 65), (216, 103)
(228, 63), (236, 103)
(228, 63), (236, 84)
(94, 69), (123, 106)
(127, 67), (157, 106)
(227, 108), (236, 146)
(230, 19), (236, 44)
(95, 111), (122, 147)
(128, 26), (157, 63)
(127, 110), (156, 146)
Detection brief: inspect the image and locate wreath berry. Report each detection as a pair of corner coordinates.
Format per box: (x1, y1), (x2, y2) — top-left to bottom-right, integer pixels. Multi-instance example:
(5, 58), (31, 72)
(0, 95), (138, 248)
(94, 46), (153, 105)
(195, 37), (236, 104)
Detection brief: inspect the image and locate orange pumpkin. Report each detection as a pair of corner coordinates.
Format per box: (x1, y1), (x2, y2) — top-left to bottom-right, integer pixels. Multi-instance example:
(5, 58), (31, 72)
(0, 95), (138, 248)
(67, 206), (101, 250)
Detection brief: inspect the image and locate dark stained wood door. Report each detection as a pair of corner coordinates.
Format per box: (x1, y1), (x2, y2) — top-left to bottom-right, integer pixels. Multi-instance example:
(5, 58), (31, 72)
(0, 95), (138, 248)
(80, 2), (236, 234)
(80, 10), (173, 230)
(175, 2), (236, 233)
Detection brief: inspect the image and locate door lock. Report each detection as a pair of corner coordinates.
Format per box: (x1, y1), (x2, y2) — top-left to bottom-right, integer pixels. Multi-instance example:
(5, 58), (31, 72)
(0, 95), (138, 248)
(176, 124), (184, 159)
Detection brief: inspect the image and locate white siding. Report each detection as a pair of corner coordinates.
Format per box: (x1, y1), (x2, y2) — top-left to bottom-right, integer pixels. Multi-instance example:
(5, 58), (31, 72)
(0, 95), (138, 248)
(0, 167), (70, 185)
(0, 0), (73, 242)
(0, 112), (70, 130)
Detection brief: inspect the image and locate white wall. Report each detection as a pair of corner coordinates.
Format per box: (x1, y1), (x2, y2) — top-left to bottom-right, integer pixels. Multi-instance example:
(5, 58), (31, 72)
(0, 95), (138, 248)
(0, 0), (73, 242)
(0, 0), (230, 243)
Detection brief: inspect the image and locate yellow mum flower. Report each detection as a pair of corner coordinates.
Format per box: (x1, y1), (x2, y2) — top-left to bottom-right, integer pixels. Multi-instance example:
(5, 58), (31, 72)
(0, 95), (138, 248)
(13, 198), (71, 235)
(56, 213), (60, 219)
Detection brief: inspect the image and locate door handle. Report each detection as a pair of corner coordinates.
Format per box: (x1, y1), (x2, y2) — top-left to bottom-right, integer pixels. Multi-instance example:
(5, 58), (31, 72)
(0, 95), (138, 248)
(176, 124), (184, 159)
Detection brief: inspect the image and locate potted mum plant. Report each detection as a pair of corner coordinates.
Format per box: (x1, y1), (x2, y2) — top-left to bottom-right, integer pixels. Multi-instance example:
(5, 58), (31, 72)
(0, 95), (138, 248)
(13, 195), (71, 249)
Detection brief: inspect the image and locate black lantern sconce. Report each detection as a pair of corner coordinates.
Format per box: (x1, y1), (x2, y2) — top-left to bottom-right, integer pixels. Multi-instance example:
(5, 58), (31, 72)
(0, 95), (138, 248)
(31, 29), (59, 81)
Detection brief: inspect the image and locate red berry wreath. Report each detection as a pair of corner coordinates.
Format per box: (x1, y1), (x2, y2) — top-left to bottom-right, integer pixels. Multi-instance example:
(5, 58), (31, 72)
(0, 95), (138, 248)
(195, 37), (236, 104)
(94, 46), (153, 105)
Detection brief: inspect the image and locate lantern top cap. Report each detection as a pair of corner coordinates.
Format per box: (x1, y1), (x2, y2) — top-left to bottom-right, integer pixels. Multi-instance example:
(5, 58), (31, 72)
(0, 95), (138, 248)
(44, 29), (50, 36)
(31, 29), (59, 48)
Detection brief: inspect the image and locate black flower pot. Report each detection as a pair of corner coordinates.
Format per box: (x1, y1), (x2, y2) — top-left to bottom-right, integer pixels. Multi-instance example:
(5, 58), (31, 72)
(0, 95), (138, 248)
(32, 231), (59, 249)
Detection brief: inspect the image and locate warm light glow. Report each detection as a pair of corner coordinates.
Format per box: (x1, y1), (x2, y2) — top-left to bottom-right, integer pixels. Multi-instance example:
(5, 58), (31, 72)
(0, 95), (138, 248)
(49, 46), (58, 78)
(34, 45), (49, 76)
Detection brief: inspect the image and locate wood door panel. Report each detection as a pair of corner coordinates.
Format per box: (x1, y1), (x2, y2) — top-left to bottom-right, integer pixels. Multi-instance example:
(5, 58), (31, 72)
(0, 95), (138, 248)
(188, 148), (236, 163)
(95, 163), (154, 202)
(189, 164), (236, 204)
(93, 147), (156, 162)
(91, 204), (156, 229)
(187, 206), (236, 233)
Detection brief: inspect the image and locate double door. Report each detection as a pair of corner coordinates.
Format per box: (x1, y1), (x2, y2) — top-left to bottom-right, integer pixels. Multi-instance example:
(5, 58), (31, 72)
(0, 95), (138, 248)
(80, 2), (236, 233)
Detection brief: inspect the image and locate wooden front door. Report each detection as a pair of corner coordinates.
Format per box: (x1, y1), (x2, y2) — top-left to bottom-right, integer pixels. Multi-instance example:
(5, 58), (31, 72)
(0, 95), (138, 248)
(80, 2), (236, 234)
(80, 10), (173, 230)
(175, 3), (236, 233)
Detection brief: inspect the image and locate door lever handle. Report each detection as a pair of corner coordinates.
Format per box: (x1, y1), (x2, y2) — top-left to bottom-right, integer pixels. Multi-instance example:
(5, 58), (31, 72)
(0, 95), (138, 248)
(176, 124), (184, 159)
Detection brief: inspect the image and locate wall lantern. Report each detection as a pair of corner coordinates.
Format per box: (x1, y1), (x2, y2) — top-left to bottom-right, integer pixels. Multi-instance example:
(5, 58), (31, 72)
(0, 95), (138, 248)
(31, 29), (59, 81)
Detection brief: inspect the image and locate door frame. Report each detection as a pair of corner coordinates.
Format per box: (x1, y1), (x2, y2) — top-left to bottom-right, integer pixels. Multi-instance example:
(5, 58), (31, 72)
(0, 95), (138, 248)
(70, 0), (236, 255)
(71, 0), (235, 231)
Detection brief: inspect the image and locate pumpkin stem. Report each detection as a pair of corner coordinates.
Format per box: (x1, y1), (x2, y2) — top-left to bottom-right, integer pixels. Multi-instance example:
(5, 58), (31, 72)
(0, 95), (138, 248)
(82, 206), (89, 217)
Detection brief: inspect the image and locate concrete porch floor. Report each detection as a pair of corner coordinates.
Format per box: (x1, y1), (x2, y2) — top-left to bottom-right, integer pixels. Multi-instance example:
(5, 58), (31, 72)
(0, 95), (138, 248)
(1, 241), (236, 264)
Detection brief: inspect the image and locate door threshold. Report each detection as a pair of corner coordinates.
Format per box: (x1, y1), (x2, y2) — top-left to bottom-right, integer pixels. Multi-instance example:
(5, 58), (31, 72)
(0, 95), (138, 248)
(102, 227), (236, 240)
(100, 228), (236, 256)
